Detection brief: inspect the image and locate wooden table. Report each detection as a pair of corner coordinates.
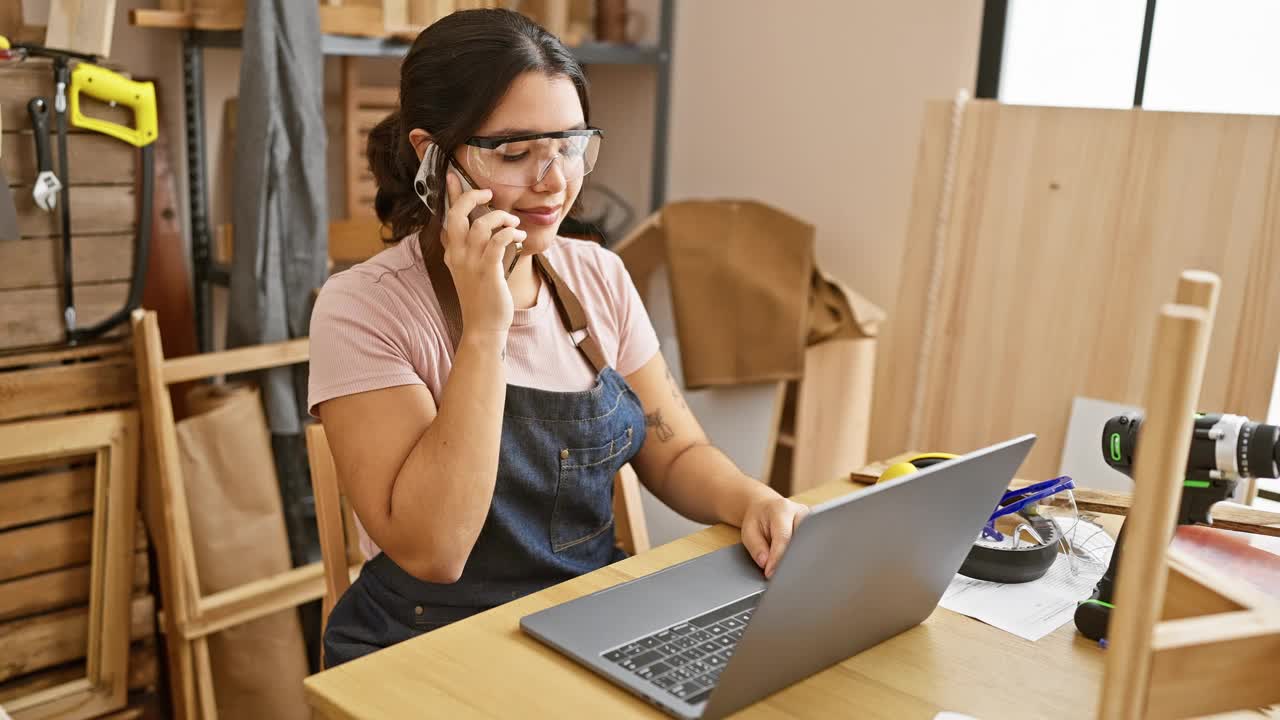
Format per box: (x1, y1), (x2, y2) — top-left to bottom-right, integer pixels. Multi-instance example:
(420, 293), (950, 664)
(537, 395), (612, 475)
(303, 473), (1121, 720)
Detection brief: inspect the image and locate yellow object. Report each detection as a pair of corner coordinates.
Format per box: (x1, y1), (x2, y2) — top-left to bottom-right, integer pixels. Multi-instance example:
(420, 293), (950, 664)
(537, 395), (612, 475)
(876, 452), (958, 483)
(0, 35), (10, 50)
(69, 62), (158, 148)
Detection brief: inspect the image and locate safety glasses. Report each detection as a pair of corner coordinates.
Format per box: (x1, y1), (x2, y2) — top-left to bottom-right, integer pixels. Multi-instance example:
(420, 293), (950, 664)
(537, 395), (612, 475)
(462, 128), (603, 187)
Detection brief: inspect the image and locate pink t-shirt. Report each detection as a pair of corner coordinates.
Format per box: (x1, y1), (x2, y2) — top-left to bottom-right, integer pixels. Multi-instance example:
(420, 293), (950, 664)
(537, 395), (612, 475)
(307, 234), (661, 558)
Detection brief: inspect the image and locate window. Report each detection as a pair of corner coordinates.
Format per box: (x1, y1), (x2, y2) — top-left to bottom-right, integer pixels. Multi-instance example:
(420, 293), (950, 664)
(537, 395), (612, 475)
(1143, 0), (1280, 114)
(997, 0), (1147, 109)
(979, 0), (1280, 115)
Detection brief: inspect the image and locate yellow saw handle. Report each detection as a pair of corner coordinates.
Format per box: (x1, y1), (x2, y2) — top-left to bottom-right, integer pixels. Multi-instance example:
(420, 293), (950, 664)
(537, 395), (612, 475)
(69, 62), (158, 148)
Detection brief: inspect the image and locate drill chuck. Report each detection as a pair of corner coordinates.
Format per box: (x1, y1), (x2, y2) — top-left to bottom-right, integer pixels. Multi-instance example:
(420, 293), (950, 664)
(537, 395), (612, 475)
(1103, 412), (1280, 482)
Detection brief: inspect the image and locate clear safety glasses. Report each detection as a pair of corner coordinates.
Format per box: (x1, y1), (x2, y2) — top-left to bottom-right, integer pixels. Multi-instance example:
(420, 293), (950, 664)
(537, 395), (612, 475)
(462, 128), (603, 187)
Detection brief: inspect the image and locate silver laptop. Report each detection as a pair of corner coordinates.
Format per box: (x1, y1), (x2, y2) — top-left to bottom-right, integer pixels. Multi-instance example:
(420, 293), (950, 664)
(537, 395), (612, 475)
(521, 435), (1036, 719)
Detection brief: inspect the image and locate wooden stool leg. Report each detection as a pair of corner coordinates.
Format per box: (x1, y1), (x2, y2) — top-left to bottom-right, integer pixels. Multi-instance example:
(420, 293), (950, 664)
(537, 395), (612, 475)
(1099, 273), (1219, 720)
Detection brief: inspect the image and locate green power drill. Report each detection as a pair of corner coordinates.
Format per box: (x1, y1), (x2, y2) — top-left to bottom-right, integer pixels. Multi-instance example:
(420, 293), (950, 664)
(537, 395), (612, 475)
(1073, 412), (1280, 641)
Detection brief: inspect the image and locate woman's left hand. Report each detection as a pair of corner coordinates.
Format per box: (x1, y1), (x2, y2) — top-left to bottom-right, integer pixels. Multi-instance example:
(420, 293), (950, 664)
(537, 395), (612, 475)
(740, 493), (810, 579)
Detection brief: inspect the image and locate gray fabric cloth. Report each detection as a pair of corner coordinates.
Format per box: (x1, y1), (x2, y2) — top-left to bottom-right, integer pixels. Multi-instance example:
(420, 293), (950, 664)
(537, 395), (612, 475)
(227, 0), (329, 434)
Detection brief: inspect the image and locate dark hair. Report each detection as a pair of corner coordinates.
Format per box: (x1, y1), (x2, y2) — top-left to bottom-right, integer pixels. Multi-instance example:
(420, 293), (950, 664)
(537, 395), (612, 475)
(367, 9), (591, 241)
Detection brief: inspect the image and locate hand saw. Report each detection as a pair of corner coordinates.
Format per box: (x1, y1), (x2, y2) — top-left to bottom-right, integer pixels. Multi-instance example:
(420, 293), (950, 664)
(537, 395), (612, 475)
(0, 34), (158, 343)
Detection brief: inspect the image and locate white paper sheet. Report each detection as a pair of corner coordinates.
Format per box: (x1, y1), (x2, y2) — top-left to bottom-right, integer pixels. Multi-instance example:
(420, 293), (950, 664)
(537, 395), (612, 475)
(939, 518), (1115, 642)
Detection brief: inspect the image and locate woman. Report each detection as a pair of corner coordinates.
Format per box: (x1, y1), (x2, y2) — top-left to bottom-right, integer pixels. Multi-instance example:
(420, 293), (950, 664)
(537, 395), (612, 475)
(309, 8), (808, 667)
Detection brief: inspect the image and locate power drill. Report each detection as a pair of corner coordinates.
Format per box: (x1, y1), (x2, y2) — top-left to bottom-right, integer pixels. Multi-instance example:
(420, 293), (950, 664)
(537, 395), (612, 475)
(1074, 412), (1280, 641)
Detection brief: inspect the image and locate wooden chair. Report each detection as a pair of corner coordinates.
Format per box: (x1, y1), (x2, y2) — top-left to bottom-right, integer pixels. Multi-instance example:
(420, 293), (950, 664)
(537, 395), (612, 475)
(304, 423), (650, 638)
(130, 309), (319, 720)
(1098, 271), (1280, 719)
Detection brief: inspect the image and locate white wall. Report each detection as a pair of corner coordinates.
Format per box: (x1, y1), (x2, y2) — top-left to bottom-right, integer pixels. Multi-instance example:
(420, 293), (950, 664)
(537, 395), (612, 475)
(663, 0), (985, 314)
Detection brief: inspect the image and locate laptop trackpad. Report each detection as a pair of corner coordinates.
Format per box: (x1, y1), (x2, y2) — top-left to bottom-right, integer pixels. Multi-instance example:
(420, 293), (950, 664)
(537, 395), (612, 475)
(524, 543), (767, 655)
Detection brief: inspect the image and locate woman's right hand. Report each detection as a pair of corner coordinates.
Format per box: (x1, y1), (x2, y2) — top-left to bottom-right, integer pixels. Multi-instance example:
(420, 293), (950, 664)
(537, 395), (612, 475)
(441, 171), (527, 339)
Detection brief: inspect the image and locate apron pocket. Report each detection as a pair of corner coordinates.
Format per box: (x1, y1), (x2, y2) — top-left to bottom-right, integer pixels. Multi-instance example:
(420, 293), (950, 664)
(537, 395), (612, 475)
(551, 426), (634, 552)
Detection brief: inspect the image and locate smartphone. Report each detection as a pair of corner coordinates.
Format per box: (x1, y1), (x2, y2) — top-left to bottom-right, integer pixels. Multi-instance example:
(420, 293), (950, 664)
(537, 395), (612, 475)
(444, 169), (523, 279)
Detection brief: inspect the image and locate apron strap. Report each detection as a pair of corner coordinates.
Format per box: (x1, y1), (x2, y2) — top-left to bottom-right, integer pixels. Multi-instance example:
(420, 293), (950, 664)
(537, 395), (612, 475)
(532, 253), (610, 376)
(419, 231), (608, 376)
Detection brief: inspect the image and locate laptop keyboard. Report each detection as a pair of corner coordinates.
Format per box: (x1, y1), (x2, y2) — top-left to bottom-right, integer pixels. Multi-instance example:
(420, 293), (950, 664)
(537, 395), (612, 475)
(601, 593), (762, 706)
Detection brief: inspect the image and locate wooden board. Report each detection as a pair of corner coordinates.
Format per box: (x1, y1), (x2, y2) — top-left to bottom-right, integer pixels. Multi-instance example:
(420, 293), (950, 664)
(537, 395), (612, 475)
(0, 551), (149, 623)
(0, 282), (131, 350)
(0, 640), (158, 706)
(0, 339), (130, 371)
(0, 235), (136, 291)
(130, 5), (388, 36)
(2, 132), (136, 187)
(870, 101), (1280, 480)
(0, 516), (146, 584)
(0, 465), (95, 531)
(44, 0), (118, 58)
(14, 183), (136, 238)
(0, 594), (153, 683)
(0, 353), (136, 422)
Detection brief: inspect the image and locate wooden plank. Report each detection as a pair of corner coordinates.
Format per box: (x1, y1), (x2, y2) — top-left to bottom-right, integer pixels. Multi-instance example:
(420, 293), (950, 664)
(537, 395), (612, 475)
(0, 64), (134, 133)
(128, 310), (201, 720)
(0, 339), (130, 371)
(0, 515), (93, 583)
(15, 184), (136, 238)
(2, 132), (135, 187)
(0, 354), (136, 423)
(44, 0), (118, 58)
(191, 638), (217, 720)
(186, 562), (326, 639)
(0, 517), (147, 584)
(130, 5), (389, 35)
(0, 594), (153, 683)
(0, 466), (95, 531)
(0, 639), (158, 706)
(0, 235), (135, 291)
(1147, 609), (1280, 719)
(867, 100), (954, 464)
(793, 338), (877, 492)
(0, 282), (131, 351)
(128, 8), (244, 31)
(91, 405), (140, 706)
(162, 337), (310, 384)
(0, 551), (148, 623)
(870, 102), (1280, 481)
(319, 4), (386, 37)
(306, 424), (350, 636)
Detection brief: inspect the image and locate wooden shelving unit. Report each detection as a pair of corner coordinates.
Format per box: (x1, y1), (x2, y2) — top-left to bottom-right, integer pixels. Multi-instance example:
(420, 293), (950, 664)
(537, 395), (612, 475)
(130, 1), (674, 354)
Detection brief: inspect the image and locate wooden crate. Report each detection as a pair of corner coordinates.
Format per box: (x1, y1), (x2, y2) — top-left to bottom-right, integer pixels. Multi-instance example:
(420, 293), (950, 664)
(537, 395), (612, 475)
(0, 340), (159, 719)
(0, 61), (138, 351)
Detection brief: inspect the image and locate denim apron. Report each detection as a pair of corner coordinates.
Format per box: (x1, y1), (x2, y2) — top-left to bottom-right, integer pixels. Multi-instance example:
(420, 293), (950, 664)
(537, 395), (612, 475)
(323, 240), (646, 667)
